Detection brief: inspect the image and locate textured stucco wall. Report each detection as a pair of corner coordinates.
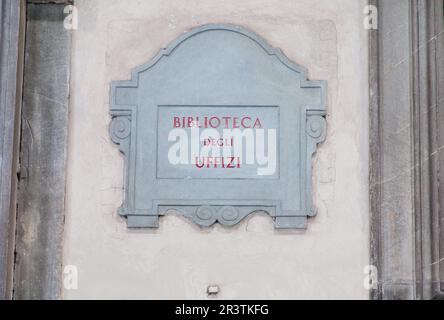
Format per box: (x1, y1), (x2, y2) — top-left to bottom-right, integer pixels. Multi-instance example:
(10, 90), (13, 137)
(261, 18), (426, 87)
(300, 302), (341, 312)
(63, 0), (369, 299)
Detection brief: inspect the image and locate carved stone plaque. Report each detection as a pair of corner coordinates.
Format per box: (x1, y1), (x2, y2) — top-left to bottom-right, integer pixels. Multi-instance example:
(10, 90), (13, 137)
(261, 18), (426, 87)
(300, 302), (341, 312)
(109, 24), (327, 229)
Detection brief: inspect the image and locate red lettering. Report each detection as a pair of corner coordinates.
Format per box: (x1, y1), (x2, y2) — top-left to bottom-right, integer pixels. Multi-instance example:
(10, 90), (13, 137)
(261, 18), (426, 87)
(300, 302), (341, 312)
(223, 117), (230, 128)
(233, 117), (239, 128)
(195, 157), (204, 168)
(172, 116), (263, 129)
(209, 117), (220, 128)
(173, 117), (181, 128)
(227, 157), (235, 168)
(253, 118), (262, 129)
(241, 117), (252, 128)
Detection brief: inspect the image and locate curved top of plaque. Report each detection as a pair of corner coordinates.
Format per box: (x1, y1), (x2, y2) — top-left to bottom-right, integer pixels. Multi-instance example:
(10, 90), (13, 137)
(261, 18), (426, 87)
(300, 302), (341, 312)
(109, 24), (327, 230)
(110, 24), (326, 111)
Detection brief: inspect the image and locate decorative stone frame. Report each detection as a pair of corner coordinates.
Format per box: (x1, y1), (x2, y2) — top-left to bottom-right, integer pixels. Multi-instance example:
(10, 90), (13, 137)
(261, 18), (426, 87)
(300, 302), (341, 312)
(110, 24), (327, 230)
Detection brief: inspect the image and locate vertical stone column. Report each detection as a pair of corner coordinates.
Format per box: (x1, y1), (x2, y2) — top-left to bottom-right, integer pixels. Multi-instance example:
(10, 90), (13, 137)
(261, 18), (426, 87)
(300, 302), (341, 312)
(0, 0), (23, 300)
(13, 3), (71, 300)
(370, 0), (444, 300)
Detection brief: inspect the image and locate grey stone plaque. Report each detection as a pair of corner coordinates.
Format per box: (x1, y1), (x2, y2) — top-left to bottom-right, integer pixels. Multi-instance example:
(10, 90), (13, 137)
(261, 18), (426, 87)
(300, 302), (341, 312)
(110, 24), (327, 229)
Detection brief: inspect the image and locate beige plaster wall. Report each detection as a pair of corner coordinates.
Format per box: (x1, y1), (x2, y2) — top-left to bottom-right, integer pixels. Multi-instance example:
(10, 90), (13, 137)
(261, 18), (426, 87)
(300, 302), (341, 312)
(63, 0), (370, 299)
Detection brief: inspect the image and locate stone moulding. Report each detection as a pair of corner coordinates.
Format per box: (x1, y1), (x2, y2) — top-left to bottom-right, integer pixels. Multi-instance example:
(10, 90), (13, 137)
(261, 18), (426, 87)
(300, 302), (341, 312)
(109, 24), (327, 229)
